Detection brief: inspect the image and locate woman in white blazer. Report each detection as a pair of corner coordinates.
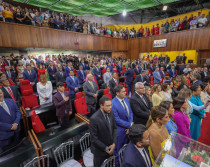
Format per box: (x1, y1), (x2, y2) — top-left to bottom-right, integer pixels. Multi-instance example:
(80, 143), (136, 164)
(37, 75), (53, 105)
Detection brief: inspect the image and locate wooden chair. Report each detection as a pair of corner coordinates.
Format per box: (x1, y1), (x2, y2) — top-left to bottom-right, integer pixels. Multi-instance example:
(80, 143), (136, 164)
(20, 106), (29, 136)
(75, 113), (90, 126)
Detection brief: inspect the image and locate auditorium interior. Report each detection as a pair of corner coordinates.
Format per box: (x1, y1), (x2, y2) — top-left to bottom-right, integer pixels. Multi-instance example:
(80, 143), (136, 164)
(0, 0), (210, 167)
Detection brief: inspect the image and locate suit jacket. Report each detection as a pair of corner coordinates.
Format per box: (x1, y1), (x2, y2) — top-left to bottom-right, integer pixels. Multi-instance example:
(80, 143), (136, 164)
(0, 98), (21, 140)
(125, 69), (134, 85)
(79, 63), (87, 71)
(159, 70), (165, 79)
(169, 69), (176, 78)
(107, 65), (113, 73)
(77, 70), (86, 84)
(109, 78), (119, 98)
(103, 72), (112, 85)
(4, 70), (16, 82)
(1, 86), (21, 107)
(47, 66), (57, 80)
(134, 68), (140, 75)
(4, 59), (14, 66)
(122, 141), (152, 167)
(112, 97), (133, 131)
(149, 66), (154, 73)
(117, 64), (122, 74)
(130, 92), (152, 125)
(83, 81), (98, 105)
(23, 70), (37, 83)
(164, 57), (170, 64)
(66, 76), (80, 95)
(144, 75), (151, 86)
(65, 66), (74, 77)
(153, 71), (161, 84)
(90, 109), (117, 156)
(192, 80), (203, 86)
(53, 91), (72, 117)
(93, 67), (101, 81)
(55, 71), (66, 83)
(134, 74), (144, 84)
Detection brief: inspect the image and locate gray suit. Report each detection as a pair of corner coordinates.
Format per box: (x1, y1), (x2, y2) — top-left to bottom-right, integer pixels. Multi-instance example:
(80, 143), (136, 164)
(103, 72), (112, 85)
(55, 71), (66, 83)
(83, 81), (98, 115)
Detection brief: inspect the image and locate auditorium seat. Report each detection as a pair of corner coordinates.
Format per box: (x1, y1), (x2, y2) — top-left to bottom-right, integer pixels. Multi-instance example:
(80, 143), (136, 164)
(74, 97), (89, 115)
(102, 69), (106, 75)
(103, 88), (109, 95)
(75, 92), (83, 99)
(20, 84), (33, 95)
(150, 76), (154, 86)
(133, 72), (136, 79)
(103, 93), (112, 100)
(20, 80), (29, 86)
(120, 82), (125, 87)
(21, 94), (39, 109)
(30, 110), (46, 133)
(125, 88), (129, 96)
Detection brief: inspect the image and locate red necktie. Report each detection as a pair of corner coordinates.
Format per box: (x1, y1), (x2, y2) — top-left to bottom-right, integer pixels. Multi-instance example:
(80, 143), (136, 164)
(8, 87), (15, 102)
(115, 79), (118, 85)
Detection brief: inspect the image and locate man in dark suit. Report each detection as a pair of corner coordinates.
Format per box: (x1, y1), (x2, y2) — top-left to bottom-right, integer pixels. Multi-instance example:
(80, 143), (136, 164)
(144, 70), (151, 86)
(55, 66), (66, 83)
(79, 60), (87, 71)
(178, 63), (186, 75)
(122, 124), (152, 167)
(93, 63), (101, 82)
(164, 55), (170, 64)
(83, 74), (99, 115)
(148, 64), (154, 73)
(65, 62), (74, 77)
(134, 64), (140, 75)
(66, 70), (80, 99)
(4, 66), (16, 83)
(168, 65), (176, 78)
(159, 67), (165, 80)
(130, 82), (153, 125)
(23, 64), (37, 91)
(117, 62), (122, 76)
(1, 78), (21, 107)
(109, 72), (119, 98)
(182, 53), (187, 64)
(90, 96), (117, 167)
(112, 85), (133, 167)
(125, 66), (134, 95)
(4, 56), (14, 67)
(0, 89), (21, 152)
(53, 82), (72, 127)
(47, 61), (57, 81)
(192, 72), (203, 85)
(77, 65), (86, 85)
(134, 70), (146, 84)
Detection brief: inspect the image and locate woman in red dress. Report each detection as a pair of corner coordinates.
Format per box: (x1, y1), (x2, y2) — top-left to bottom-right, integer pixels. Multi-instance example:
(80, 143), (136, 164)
(37, 64), (46, 81)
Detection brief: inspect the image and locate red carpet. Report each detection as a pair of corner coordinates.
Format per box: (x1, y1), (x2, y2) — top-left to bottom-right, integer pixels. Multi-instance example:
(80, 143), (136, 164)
(198, 113), (210, 146)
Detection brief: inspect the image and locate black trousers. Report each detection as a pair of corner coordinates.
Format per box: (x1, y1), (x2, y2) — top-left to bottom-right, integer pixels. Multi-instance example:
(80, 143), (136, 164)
(87, 103), (96, 116)
(57, 115), (69, 127)
(94, 154), (110, 167)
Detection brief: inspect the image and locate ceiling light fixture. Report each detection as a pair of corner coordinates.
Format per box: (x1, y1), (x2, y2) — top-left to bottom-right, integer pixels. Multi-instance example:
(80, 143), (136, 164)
(163, 6), (168, 11)
(122, 10), (127, 16)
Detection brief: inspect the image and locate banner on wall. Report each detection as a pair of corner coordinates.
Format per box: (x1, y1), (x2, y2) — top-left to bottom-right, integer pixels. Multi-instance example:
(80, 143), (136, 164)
(153, 39), (167, 48)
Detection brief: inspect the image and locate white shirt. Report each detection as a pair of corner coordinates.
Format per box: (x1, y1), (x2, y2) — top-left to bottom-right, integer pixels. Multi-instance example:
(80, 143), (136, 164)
(0, 100), (10, 115)
(198, 17), (207, 25)
(135, 146), (151, 167)
(37, 81), (53, 105)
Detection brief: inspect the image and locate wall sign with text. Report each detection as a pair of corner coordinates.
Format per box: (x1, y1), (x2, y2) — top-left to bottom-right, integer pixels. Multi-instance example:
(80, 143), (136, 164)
(153, 39), (167, 48)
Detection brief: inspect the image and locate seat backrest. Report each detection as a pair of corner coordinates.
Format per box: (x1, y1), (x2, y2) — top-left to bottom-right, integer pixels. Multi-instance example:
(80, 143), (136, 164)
(20, 80), (29, 86)
(53, 141), (74, 166)
(119, 144), (127, 167)
(101, 156), (115, 167)
(74, 97), (89, 115)
(20, 84), (33, 95)
(103, 93), (112, 100)
(30, 110), (36, 122)
(21, 95), (38, 108)
(125, 88), (129, 96)
(79, 133), (91, 155)
(30, 110), (45, 133)
(103, 88), (109, 95)
(75, 92), (83, 99)
(22, 89), (33, 96)
(120, 82), (125, 87)
(24, 155), (49, 167)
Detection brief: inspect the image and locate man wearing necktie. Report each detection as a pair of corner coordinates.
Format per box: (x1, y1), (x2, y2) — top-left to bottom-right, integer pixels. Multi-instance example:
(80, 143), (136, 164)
(93, 63), (101, 82)
(4, 66), (15, 83)
(169, 65), (176, 78)
(0, 89), (21, 152)
(153, 67), (162, 84)
(66, 70), (80, 99)
(109, 72), (119, 98)
(122, 124), (152, 167)
(47, 61), (57, 81)
(55, 66), (66, 83)
(111, 85), (133, 167)
(65, 62), (74, 77)
(90, 96), (117, 167)
(77, 65), (86, 85)
(23, 64), (37, 91)
(134, 64), (140, 75)
(117, 62), (122, 76)
(134, 70), (146, 84)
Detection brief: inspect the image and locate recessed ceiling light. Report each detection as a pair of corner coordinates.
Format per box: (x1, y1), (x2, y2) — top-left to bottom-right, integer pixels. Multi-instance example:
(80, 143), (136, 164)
(163, 6), (168, 11)
(122, 10), (127, 16)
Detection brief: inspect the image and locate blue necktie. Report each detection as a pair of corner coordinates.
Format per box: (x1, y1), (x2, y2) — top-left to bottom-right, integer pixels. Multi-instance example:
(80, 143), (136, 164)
(122, 100), (129, 117)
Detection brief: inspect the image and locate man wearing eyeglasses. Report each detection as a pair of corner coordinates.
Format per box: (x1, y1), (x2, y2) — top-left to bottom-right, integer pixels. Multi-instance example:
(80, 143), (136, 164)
(122, 124), (152, 167)
(130, 82), (153, 125)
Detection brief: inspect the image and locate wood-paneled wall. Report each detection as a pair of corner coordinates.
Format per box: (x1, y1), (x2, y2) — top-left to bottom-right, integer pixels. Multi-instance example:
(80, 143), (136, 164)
(128, 27), (210, 59)
(0, 22), (127, 51)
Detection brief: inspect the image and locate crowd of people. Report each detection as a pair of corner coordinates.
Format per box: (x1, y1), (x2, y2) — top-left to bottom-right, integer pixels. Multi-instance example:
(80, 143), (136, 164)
(0, 2), (210, 39)
(0, 53), (209, 166)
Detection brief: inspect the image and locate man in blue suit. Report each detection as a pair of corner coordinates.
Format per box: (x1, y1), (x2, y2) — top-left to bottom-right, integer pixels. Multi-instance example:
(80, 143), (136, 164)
(159, 67), (165, 80)
(80, 60), (87, 71)
(125, 66), (134, 95)
(65, 62), (74, 77)
(168, 65), (177, 78)
(148, 64), (154, 73)
(134, 64), (141, 75)
(116, 62), (122, 76)
(107, 62), (113, 73)
(66, 70), (80, 99)
(0, 89), (21, 152)
(47, 61), (57, 81)
(93, 63), (101, 82)
(112, 85), (133, 167)
(77, 65), (86, 85)
(4, 66), (16, 83)
(122, 124), (152, 167)
(23, 64), (37, 91)
(153, 67), (162, 84)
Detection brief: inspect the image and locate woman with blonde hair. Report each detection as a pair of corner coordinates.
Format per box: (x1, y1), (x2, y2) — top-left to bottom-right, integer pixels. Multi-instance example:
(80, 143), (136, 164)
(152, 84), (165, 106)
(146, 106), (169, 164)
(145, 86), (152, 101)
(37, 75), (53, 105)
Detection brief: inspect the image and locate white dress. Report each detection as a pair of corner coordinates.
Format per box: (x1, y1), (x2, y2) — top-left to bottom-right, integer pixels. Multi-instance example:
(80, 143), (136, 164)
(37, 81), (53, 105)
